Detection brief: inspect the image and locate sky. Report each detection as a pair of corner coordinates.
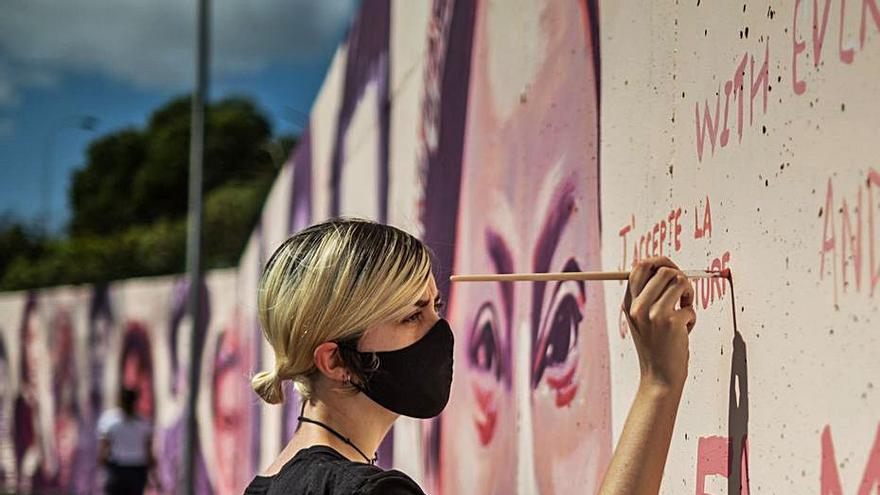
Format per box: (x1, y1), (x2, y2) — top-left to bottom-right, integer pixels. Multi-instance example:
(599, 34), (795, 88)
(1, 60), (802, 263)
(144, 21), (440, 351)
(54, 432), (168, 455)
(0, 0), (360, 234)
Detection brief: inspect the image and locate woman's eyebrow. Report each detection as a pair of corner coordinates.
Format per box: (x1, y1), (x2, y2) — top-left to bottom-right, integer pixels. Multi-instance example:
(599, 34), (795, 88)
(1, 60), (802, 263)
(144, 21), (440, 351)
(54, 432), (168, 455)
(414, 294), (443, 307)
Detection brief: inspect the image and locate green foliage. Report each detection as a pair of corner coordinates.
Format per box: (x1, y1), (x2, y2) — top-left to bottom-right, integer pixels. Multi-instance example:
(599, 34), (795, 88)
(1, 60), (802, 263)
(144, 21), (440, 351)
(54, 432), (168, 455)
(70, 95), (278, 236)
(202, 179), (273, 269)
(70, 129), (146, 235)
(2, 218), (187, 288)
(0, 214), (45, 278)
(0, 94), (288, 291)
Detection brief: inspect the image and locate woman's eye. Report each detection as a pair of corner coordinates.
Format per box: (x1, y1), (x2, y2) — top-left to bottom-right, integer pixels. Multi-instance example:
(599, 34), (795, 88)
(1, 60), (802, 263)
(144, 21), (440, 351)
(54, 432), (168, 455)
(403, 300), (444, 324)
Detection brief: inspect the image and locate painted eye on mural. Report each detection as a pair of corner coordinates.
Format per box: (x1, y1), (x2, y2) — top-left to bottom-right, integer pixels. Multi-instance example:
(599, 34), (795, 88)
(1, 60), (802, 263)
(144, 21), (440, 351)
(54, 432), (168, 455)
(468, 301), (504, 446)
(532, 259), (585, 408)
(468, 301), (503, 381)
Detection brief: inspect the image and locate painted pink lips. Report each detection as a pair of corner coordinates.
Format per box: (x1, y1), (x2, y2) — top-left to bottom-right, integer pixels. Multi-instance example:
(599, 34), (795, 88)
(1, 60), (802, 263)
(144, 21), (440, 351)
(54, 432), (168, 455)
(472, 382), (498, 446)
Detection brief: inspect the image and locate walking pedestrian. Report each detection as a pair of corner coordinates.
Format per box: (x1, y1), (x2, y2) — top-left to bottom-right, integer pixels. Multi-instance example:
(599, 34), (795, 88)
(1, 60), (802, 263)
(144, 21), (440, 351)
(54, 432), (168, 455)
(97, 388), (157, 495)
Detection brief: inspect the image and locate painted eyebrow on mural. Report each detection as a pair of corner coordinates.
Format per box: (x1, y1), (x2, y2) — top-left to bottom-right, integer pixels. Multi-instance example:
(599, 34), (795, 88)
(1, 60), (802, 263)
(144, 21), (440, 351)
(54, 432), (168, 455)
(533, 181), (577, 274)
(530, 181), (578, 346)
(485, 228), (514, 326)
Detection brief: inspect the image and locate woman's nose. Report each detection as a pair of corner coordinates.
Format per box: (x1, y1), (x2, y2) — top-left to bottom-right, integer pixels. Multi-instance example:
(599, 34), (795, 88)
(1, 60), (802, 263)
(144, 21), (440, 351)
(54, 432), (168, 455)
(427, 310), (441, 326)
(424, 307), (442, 332)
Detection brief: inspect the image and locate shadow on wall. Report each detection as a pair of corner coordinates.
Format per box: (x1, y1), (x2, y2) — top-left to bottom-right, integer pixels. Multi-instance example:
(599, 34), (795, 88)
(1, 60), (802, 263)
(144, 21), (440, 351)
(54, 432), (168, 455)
(729, 329), (749, 494)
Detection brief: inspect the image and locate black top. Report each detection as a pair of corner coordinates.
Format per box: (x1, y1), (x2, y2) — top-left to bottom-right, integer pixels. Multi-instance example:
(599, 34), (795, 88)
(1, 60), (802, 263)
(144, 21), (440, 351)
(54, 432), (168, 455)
(244, 445), (426, 495)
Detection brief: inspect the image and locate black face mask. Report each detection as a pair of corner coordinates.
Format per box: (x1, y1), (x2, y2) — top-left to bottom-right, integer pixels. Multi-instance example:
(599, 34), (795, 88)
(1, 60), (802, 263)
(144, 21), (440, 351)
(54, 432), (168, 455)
(339, 318), (454, 419)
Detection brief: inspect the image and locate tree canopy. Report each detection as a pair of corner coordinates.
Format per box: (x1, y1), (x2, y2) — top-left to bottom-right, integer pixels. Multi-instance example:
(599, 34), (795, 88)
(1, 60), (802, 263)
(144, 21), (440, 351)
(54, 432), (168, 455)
(70, 95), (279, 235)
(1, 94), (296, 290)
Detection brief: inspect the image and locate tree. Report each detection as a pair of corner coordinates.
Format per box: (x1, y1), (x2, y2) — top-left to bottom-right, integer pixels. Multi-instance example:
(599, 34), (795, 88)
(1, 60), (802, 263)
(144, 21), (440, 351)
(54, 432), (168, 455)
(1, 93), (291, 290)
(70, 129), (146, 235)
(0, 214), (45, 277)
(70, 95), (278, 235)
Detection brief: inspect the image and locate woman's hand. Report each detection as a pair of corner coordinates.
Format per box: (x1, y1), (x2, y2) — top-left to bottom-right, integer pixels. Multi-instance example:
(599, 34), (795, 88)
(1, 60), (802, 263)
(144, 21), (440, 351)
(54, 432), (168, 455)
(622, 256), (696, 392)
(598, 256), (698, 495)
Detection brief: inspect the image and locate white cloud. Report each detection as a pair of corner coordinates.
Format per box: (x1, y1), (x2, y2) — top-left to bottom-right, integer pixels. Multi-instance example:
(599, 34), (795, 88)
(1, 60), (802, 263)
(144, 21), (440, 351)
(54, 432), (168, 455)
(0, 0), (358, 104)
(0, 59), (59, 109)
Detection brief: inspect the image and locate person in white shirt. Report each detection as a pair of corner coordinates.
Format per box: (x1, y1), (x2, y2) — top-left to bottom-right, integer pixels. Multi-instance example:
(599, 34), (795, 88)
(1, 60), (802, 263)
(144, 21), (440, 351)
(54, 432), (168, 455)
(96, 388), (156, 495)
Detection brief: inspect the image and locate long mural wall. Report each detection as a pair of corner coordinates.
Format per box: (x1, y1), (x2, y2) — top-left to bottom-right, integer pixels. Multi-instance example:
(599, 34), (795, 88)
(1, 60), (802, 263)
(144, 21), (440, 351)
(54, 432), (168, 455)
(1, 0), (879, 493)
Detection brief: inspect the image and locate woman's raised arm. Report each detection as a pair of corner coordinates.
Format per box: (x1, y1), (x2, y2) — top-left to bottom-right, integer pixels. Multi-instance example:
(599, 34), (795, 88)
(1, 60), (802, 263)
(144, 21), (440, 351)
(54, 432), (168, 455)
(598, 257), (697, 495)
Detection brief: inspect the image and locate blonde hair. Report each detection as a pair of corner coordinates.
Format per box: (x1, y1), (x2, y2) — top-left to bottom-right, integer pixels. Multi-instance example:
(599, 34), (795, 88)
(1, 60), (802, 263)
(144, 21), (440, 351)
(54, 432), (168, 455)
(251, 217), (433, 404)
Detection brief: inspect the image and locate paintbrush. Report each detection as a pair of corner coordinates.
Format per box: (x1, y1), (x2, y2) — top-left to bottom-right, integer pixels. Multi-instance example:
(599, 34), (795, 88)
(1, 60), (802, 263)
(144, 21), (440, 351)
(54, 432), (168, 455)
(450, 269), (730, 282)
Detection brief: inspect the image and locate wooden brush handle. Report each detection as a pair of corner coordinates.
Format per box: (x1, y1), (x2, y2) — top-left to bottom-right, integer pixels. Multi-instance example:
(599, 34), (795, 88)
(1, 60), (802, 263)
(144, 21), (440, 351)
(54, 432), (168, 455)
(449, 270), (721, 282)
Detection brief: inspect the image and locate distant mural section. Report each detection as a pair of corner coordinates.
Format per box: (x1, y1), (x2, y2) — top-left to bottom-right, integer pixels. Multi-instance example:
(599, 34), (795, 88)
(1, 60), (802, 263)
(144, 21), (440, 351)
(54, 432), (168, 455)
(1, 0), (879, 493)
(0, 271), (241, 494)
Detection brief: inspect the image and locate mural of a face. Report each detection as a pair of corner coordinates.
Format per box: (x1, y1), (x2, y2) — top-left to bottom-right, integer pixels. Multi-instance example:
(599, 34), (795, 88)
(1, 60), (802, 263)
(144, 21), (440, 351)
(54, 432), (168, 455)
(442, 243), (516, 494)
(282, 137), (312, 443)
(14, 294), (49, 490)
(159, 278), (213, 494)
(328, 2), (390, 223)
(16, 298), (38, 437)
(88, 286), (115, 415)
(61, 286), (116, 495)
(49, 309), (79, 488)
(212, 327), (251, 494)
(20, 298), (40, 402)
(442, 1), (610, 493)
(119, 322), (155, 419)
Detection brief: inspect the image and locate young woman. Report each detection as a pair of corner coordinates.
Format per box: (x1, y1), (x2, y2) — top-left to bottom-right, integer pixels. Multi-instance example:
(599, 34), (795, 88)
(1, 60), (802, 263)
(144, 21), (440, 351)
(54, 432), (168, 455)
(245, 218), (696, 494)
(97, 388), (156, 495)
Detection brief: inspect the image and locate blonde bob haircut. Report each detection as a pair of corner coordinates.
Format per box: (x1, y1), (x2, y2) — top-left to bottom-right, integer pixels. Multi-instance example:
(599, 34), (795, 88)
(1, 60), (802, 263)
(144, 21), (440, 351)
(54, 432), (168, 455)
(251, 217), (433, 404)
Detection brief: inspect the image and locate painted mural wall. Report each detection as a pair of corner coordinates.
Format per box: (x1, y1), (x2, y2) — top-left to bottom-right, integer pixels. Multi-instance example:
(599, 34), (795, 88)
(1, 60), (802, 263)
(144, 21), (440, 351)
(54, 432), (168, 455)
(1, 0), (878, 493)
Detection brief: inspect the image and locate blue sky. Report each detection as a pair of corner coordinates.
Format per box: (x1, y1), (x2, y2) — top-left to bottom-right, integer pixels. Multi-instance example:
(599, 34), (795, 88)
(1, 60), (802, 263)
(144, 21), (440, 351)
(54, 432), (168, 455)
(0, 0), (359, 234)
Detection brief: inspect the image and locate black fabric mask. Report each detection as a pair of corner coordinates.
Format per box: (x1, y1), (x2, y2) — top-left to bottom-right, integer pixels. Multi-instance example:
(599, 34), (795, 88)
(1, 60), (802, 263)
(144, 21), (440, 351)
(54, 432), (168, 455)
(341, 318), (454, 419)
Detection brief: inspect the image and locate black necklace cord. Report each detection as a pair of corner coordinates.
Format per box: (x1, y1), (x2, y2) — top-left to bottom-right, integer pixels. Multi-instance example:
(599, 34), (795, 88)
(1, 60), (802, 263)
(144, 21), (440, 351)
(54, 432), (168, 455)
(297, 401), (377, 465)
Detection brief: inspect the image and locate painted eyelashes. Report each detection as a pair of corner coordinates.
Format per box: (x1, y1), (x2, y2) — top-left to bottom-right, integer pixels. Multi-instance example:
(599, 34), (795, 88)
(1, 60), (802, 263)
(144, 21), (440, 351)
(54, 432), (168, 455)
(532, 258), (585, 408)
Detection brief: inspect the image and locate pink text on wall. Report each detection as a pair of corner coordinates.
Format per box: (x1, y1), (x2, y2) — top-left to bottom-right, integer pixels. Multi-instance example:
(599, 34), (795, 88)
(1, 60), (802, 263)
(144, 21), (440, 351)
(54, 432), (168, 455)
(818, 168), (880, 305)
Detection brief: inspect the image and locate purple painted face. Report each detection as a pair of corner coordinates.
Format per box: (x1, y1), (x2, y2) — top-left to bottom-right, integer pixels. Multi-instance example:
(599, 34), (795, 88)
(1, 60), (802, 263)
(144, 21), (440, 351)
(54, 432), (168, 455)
(440, 1), (611, 493)
(22, 300), (40, 394)
(49, 309), (78, 484)
(120, 321), (155, 419)
(212, 321), (252, 495)
(87, 287), (115, 418)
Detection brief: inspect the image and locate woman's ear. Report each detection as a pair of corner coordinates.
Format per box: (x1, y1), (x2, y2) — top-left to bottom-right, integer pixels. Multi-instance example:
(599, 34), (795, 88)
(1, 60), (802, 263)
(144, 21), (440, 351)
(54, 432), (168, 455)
(313, 342), (350, 383)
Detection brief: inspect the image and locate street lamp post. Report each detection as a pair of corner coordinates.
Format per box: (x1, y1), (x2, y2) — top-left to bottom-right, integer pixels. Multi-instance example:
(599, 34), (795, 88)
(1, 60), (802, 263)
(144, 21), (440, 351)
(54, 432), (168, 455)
(41, 115), (99, 234)
(183, 0), (210, 492)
